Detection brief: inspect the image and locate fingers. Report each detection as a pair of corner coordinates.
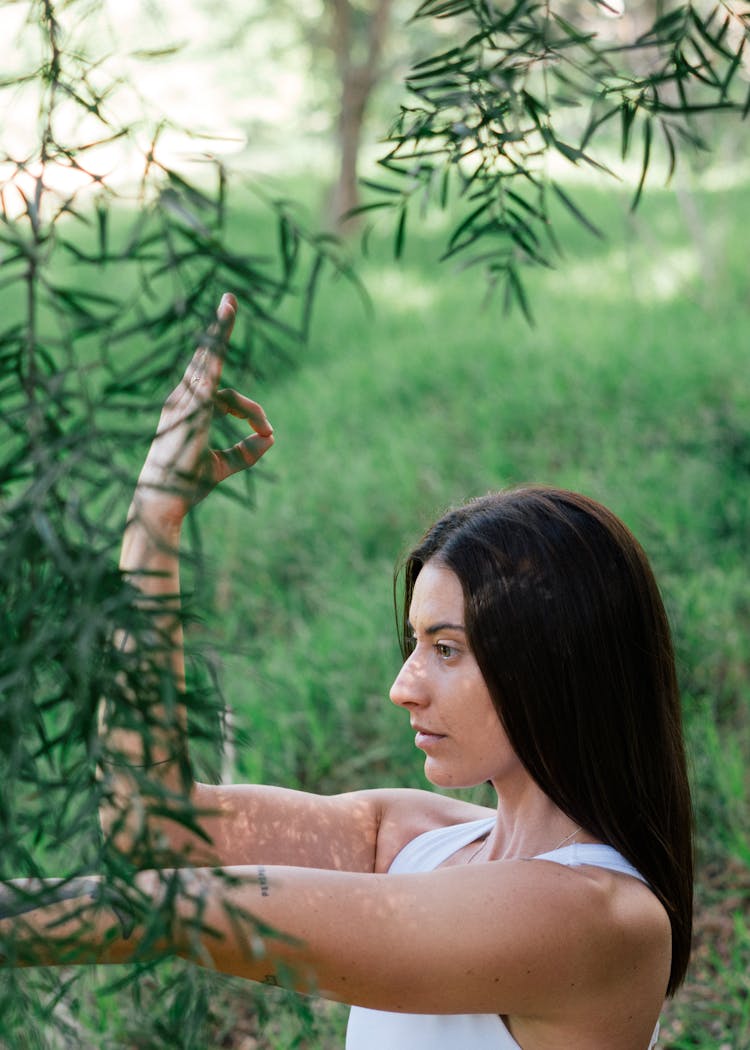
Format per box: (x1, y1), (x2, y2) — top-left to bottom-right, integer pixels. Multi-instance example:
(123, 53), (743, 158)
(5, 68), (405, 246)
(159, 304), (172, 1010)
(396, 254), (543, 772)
(214, 389), (273, 436)
(211, 432), (275, 483)
(217, 292), (238, 333)
(180, 293), (238, 394)
(210, 293), (237, 359)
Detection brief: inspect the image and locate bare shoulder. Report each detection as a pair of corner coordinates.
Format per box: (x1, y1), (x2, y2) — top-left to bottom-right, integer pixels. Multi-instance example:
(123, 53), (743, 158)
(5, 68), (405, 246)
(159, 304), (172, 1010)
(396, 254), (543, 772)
(596, 862), (672, 993)
(366, 787), (495, 873)
(428, 857), (671, 1026)
(529, 859), (671, 984)
(581, 861), (672, 979)
(504, 859), (671, 1046)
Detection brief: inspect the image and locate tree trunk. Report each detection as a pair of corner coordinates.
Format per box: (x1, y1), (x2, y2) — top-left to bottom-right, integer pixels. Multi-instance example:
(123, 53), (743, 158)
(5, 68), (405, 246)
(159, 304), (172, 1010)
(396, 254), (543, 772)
(327, 0), (394, 231)
(331, 68), (372, 227)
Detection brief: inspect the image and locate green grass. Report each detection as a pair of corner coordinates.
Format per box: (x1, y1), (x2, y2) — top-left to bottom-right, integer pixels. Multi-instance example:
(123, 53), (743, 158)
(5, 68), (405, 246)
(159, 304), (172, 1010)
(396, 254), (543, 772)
(179, 171), (750, 1047)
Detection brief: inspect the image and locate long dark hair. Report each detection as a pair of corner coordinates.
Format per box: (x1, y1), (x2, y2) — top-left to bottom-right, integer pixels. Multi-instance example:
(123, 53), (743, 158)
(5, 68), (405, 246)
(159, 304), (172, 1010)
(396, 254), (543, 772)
(397, 486), (693, 996)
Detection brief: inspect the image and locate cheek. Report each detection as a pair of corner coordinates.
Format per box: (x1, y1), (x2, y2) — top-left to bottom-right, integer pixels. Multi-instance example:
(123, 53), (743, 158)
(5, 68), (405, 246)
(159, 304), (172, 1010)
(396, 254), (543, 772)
(476, 697), (513, 753)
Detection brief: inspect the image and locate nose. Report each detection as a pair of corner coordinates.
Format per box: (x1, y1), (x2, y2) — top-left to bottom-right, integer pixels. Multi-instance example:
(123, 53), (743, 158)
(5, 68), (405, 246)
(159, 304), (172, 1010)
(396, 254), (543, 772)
(389, 649), (427, 709)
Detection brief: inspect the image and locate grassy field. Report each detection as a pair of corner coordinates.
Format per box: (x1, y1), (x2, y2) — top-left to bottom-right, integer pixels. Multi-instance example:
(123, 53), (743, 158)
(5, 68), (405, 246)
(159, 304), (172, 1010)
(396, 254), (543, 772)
(180, 168), (750, 1049)
(4, 162), (749, 1048)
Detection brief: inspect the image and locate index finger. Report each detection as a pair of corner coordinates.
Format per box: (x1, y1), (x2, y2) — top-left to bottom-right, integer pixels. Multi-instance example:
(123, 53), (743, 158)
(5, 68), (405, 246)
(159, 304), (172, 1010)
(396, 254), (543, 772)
(181, 293), (238, 390)
(216, 292), (238, 340)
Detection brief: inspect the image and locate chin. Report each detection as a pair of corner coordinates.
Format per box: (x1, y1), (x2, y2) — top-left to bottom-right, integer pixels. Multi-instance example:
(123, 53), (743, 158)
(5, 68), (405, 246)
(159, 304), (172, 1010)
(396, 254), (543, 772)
(424, 762), (485, 790)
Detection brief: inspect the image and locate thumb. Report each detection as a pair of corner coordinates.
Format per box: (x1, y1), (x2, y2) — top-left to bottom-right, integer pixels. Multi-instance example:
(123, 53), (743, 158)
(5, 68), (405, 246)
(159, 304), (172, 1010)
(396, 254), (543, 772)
(215, 432), (275, 482)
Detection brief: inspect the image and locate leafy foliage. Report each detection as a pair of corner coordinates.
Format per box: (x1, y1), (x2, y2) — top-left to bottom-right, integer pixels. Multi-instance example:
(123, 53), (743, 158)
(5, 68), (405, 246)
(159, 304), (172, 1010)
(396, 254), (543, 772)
(0, 1), (349, 1044)
(367, 0), (750, 317)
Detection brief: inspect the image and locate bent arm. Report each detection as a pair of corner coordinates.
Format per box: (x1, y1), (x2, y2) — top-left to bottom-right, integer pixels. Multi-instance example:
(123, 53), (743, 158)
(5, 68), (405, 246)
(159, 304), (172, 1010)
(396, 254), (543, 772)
(97, 294), (491, 875)
(97, 295), (440, 876)
(98, 294), (274, 862)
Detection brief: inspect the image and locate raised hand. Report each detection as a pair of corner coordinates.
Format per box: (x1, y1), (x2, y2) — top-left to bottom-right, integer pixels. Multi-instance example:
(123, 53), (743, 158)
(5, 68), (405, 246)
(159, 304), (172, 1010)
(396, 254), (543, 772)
(133, 293), (274, 528)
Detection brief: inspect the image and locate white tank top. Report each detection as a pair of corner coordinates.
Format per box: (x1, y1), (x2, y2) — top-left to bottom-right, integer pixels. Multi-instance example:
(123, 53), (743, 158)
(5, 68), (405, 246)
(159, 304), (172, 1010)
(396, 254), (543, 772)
(346, 817), (661, 1050)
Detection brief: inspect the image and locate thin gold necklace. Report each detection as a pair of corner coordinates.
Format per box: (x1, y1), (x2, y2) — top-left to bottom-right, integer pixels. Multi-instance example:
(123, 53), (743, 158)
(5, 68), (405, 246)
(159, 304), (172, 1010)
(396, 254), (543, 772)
(467, 824), (582, 865)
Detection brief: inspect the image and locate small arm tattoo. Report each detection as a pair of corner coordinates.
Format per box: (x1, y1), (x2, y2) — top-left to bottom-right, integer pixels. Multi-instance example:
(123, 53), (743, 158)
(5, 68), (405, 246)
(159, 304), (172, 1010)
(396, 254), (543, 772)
(257, 867), (270, 898)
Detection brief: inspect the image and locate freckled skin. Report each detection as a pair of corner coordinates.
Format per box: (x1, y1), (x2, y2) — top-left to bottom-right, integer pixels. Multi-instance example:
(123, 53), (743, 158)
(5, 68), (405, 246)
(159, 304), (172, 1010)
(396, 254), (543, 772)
(390, 561), (519, 792)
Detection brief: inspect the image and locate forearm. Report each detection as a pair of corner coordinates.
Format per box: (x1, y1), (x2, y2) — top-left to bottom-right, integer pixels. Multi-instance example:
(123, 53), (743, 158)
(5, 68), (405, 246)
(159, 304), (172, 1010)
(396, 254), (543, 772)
(117, 496), (186, 697)
(98, 499), (194, 857)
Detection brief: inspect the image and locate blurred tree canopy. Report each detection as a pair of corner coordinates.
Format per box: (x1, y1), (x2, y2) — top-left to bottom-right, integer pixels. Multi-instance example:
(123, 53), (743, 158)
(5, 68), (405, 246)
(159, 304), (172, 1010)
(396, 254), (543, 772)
(0, 0), (748, 1047)
(368, 0), (750, 317)
(203, 0), (420, 226)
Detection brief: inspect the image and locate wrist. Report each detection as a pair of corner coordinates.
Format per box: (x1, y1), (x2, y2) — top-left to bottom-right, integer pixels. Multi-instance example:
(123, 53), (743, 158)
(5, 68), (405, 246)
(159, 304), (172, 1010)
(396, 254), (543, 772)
(127, 492), (185, 538)
(119, 498), (183, 575)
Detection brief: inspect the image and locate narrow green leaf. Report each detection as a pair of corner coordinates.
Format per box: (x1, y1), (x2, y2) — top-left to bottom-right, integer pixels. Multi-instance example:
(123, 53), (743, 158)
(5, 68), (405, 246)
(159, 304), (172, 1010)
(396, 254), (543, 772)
(581, 103), (620, 152)
(441, 222), (489, 262)
(165, 169), (215, 212)
(505, 265), (534, 326)
(551, 183), (604, 239)
(278, 216), (298, 282)
(413, 0), (474, 20)
(635, 6), (688, 48)
(650, 100), (735, 115)
(690, 8), (735, 61)
(721, 37), (746, 103)
(360, 178), (404, 197)
(447, 197), (493, 251)
(552, 137), (582, 164)
(632, 117), (652, 211)
(410, 46), (465, 71)
(131, 45), (183, 60)
(505, 189), (545, 222)
(301, 253), (324, 343)
(440, 167), (451, 209)
(394, 204), (407, 259)
(686, 33), (722, 87)
(621, 100), (636, 160)
(508, 224), (551, 268)
(96, 201), (108, 261)
(343, 201), (395, 220)
(660, 119), (677, 184)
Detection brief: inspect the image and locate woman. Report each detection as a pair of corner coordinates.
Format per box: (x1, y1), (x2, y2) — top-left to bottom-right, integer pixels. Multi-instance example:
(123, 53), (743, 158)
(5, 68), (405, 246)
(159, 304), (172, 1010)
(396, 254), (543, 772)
(1, 294), (692, 1050)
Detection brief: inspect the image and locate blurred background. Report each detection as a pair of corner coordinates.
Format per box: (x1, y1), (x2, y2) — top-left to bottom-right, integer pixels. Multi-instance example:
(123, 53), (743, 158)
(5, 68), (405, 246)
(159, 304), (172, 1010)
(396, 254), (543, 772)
(1, 1), (749, 1047)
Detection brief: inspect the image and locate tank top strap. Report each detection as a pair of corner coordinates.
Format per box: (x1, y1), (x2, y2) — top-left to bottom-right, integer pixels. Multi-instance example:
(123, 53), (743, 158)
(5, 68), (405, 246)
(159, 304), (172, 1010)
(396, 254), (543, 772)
(389, 817), (496, 874)
(532, 842), (650, 885)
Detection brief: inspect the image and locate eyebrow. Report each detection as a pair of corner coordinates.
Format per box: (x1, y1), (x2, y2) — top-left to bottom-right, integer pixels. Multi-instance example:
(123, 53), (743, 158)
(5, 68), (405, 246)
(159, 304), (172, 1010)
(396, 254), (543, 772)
(407, 620), (466, 635)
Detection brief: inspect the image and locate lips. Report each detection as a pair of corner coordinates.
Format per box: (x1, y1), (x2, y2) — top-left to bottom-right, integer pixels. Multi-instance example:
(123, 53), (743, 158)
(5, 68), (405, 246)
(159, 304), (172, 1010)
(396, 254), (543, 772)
(413, 727), (446, 749)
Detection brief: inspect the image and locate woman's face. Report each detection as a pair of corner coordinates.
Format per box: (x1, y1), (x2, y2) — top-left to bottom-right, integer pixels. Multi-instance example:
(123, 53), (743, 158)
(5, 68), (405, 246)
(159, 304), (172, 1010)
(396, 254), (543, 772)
(390, 560), (520, 790)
